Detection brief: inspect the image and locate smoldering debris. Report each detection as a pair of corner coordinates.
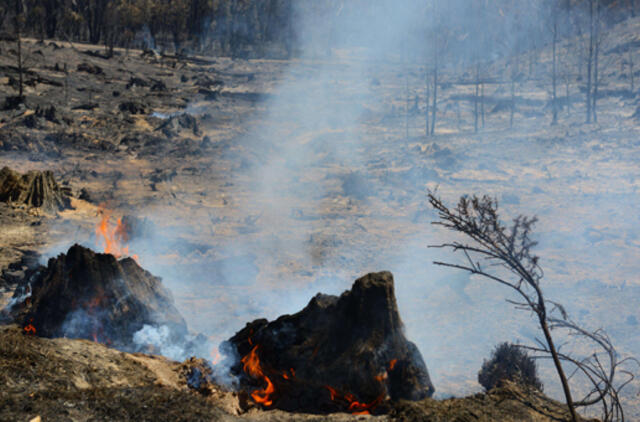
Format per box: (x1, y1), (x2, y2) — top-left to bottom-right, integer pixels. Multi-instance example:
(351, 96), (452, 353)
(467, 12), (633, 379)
(4, 244), (205, 357)
(219, 271), (434, 414)
(0, 166), (72, 212)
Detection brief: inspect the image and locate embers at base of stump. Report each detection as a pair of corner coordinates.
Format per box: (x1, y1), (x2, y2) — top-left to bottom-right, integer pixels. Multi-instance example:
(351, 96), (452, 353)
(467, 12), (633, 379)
(223, 271), (434, 414)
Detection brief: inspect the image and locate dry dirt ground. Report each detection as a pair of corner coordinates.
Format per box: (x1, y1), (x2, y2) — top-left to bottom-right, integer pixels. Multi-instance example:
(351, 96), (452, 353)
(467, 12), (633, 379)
(1, 14), (640, 421)
(0, 325), (585, 421)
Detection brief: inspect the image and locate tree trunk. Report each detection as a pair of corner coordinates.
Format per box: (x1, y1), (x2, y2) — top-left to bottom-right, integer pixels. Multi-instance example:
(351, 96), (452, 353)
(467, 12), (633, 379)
(45, 0), (58, 38)
(404, 47), (409, 142)
(510, 78), (515, 128)
(64, 64), (69, 105)
(586, 0), (594, 123)
(431, 64), (437, 135)
(592, 0), (600, 123)
(539, 315), (579, 422)
(481, 82), (485, 129)
(565, 76), (571, 117)
(173, 32), (181, 54)
(89, 4), (103, 45)
(38, 17), (45, 42)
(552, 14), (558, 126)
(108, 33), (115, 58)
(474, 64), (479, 133)
(578, 43), (584, 80)
(630, 47), (635, 93)
(425, 65), (430, 137)
(17, 25), (23, 98)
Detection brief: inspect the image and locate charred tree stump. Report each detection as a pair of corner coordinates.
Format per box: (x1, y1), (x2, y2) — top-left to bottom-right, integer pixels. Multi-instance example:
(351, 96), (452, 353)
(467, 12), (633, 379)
(224, 271), (434, 414)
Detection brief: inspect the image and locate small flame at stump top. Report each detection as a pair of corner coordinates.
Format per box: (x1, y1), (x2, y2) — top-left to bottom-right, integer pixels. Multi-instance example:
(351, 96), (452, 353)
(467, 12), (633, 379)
(95, 207), (138, 261)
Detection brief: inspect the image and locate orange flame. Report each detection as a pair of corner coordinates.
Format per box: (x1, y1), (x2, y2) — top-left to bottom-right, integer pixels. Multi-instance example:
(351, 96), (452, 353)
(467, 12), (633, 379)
(374, 372), (387, 383)
(324, 385), (385, 415)
(23, 319), (36, 335)
(95, 208), (138, 261)
(85, 288), (111, 345)
(282, 368), (295, 380)
(241, 345), (275, 407)
(211, 348), (221, 365)
(389, 359), (398, 371)
(326, 385), (339, 401)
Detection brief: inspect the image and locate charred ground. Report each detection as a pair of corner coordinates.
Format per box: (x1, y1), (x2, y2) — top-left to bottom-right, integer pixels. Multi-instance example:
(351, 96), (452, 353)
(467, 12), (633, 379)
(0, 10), (640, 421)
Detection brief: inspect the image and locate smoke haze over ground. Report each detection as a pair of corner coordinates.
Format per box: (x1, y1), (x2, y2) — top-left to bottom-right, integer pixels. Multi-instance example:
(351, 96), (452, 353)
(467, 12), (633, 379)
(14, 0), (639, 416)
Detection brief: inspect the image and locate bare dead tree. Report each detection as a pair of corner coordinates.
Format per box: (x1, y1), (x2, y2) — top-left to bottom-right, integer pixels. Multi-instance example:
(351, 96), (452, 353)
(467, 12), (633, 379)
(474, 63), (480, 133)
(560, 47), (575, 118)
(428, 0), (447, 137)
(430, 48), (438, 136)
(404, 44), (409, 142)
(586, 0), (595, 123)
(428, 193), (639, 422)
(11, 0), (27, 100)
(628, 45), (635, 93)
(16, 16), (24, 98)
(510, 70), (516, 128)
(428, 193), (579, 421)
(580, 0), (609, 124)
(522, 317), (639, 422)
(590, 0), (616, 124)
(480, 81), (485, 129)
(592, 0), (601, 123)
(425, 63), (430, 136)
(509, 57), (517, 128)
(551, 8), (559, 126)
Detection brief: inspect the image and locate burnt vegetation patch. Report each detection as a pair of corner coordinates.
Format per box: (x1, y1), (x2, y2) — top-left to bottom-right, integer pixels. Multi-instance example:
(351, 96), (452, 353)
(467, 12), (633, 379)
(0, 166), (71, 212)
(0, 0), (639, 421)
(478, 342), (543, 392)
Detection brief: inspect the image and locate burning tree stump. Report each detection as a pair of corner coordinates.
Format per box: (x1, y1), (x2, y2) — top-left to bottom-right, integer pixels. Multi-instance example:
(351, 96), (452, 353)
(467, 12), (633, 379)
(224, 271), (434, 414)
(0, 166), (72, 212)
(6, 244), (188, 351)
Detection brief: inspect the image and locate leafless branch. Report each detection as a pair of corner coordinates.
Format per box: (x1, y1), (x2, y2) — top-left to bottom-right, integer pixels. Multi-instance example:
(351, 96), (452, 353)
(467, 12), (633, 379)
(428, 192), (638, 422)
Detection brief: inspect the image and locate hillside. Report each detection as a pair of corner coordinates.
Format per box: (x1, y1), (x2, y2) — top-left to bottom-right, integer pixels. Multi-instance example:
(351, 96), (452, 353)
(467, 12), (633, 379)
(0, 8), (639, 422)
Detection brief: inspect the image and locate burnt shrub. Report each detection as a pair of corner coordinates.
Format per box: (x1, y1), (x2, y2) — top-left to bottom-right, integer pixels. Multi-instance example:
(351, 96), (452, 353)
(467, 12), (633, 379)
(478, 342), (543, 391)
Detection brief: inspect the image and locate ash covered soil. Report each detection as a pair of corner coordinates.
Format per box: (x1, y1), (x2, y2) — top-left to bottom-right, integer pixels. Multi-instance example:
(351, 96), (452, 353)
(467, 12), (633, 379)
(0, 324), (583, 421)
(0, 15), (640, 421)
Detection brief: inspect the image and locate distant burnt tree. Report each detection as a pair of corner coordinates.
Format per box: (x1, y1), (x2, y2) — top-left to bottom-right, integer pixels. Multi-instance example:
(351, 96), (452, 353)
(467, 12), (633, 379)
(1, 0), (639, 62)
(478, 342), (543, 392)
